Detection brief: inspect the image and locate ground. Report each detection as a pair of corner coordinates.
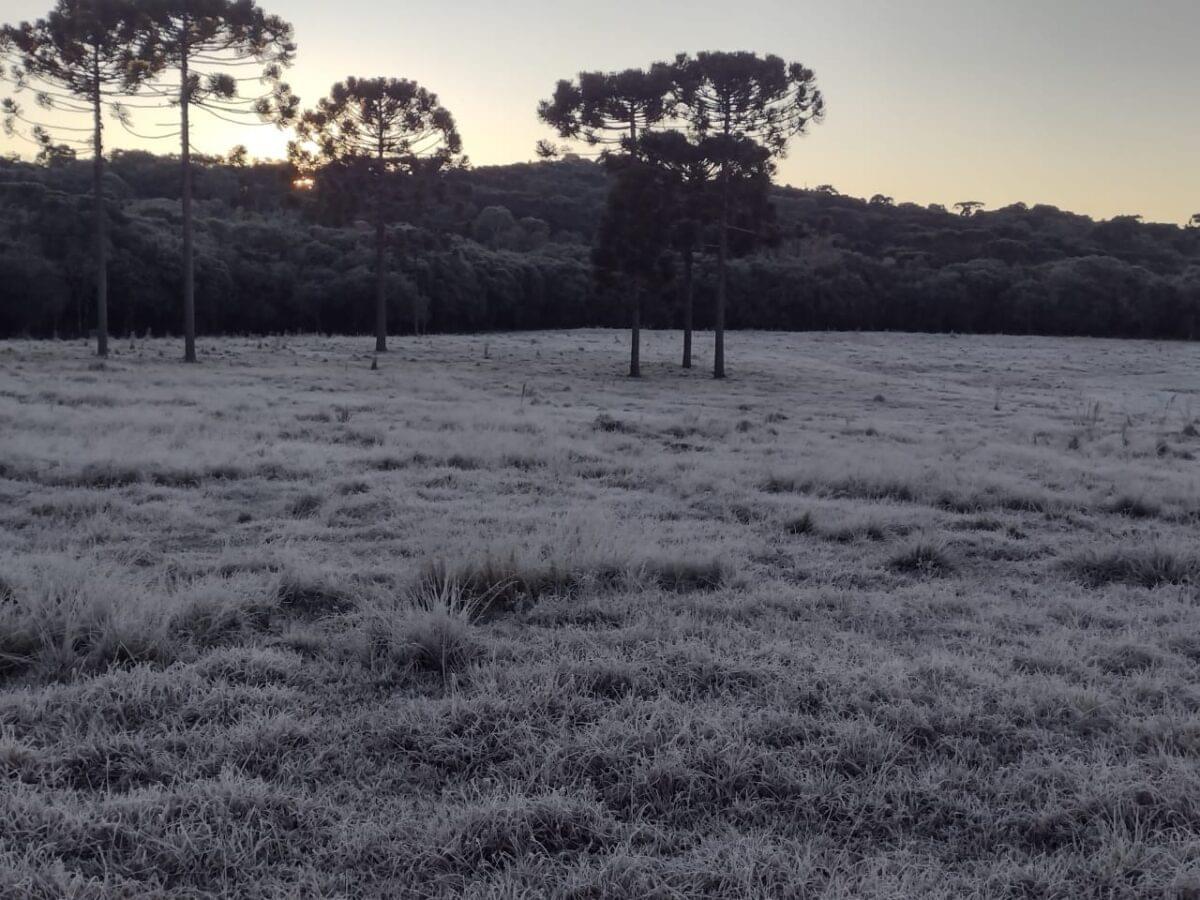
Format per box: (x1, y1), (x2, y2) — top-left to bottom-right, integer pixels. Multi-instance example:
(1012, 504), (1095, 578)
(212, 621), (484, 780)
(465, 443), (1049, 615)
(1, 329), (1199, 899)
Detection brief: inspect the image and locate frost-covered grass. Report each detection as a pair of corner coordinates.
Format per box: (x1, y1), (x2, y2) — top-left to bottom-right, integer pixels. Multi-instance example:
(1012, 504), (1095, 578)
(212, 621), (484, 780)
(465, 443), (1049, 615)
(1, 330), (1200, 897)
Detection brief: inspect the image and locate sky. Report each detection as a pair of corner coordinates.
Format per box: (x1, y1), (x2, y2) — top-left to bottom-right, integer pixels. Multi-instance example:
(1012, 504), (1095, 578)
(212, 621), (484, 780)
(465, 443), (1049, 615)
(3, 0), (1199, 224)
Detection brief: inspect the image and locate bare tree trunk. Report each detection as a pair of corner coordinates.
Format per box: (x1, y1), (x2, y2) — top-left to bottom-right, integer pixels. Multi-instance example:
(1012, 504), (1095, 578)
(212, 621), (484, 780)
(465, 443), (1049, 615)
(180, 22), (196, 363)
(374, 210), (387, 352)
(629, 282), (641, 378)
(681, 247), (693, 369)
(92, 49), (107, 358)
(374, 139), (387, 352)
(714, 173), (729, 379)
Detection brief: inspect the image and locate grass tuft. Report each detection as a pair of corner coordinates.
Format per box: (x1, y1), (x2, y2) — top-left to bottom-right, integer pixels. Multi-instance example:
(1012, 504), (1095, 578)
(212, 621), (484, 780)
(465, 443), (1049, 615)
(1067, 546), (1200, 589)
(888, 542), (956, 577)
(783, 512), (815, 536)
(593, 414), (635, 434)
(437, 795), (617, 869)
(641, 558), (727, 593)
(1104, 495), (1161, 519)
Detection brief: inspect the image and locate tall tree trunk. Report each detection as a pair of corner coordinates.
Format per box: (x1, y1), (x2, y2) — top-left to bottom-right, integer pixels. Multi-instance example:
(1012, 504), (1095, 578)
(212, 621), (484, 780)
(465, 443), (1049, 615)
(92, 49), (107, 358)
(629, 282), (641, 378)
(180, 22), (196, 363)
(714, 172), (729, 379)
(374, 142), (387, 352)
(374, 208), (387, 352)
(681, 246), (693, 369)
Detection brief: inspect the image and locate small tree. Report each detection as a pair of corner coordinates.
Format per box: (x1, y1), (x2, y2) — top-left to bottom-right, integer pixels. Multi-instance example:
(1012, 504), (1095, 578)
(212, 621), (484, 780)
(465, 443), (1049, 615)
(140, 0), (296, 362)
(2, 0), (157, 357)
(955, 201), (985, 218)
(291, 77), (463, 352)
(1189, 213), (1200, 230)
(674, 51), (825, 378)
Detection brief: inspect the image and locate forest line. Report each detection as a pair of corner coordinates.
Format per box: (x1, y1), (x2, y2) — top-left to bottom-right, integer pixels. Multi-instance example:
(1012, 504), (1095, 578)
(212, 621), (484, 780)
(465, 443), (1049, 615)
(3, 0), (1199, 376)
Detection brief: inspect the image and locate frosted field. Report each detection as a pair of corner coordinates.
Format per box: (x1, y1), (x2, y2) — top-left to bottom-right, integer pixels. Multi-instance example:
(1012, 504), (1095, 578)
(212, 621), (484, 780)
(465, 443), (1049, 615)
(1, 329), (1199, 898)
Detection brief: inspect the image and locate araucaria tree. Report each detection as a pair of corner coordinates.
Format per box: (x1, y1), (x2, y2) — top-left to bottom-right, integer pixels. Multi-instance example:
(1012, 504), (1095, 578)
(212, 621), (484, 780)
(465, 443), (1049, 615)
(140, 0), (296, 362)
(634, 130), (710, 369)
(2, 0), (156, 357)
(675, 51), (824, 378)
(592, 154), (676, 377)
(538, 64), (676, 153)
(291, 78), (463, 353)
(539, 64), (678, 372)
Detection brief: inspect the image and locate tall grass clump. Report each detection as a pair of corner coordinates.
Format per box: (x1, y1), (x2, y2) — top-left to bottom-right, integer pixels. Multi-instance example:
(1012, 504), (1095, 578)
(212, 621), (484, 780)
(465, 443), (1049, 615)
(1067, 546), (1200, 589)
(888, 541), (956, 577)
(0, 558), (176, 683)
(359, 577), (501, 680)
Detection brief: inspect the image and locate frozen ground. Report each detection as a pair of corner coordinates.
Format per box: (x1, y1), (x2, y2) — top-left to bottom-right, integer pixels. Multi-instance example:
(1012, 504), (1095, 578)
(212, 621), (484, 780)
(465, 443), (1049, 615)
(1, 329), (1199, 897)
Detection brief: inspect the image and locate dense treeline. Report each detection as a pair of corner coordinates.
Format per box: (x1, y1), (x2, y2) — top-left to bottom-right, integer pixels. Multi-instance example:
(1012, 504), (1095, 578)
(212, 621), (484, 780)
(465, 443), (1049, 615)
(2, 151), (1199, 342)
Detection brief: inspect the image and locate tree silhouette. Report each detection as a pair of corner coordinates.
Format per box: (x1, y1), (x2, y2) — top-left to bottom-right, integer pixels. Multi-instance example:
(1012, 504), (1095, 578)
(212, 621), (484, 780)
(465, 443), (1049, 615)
(674, 51), (824, 378)
(593, 153), (675, 377)
(2, 0), (157, 357)
(139, 0), (296, 362)
(1189, 213), (1200, 230)
(538, 64), (676, 154)
(955, 201), (985, 218)
(540, 64), (682, 369)
(635, 130), (713, 369)
(870, 194), (894, 207)
(290, 77), (464, 352)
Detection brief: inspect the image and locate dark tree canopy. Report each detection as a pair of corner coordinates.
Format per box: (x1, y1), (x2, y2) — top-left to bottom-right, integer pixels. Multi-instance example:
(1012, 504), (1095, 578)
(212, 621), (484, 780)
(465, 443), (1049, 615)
(538, 63), (676, 151)
(674, 51), (824, 151)
(292, 77), (463, 172)
(2, 0), (152, 111)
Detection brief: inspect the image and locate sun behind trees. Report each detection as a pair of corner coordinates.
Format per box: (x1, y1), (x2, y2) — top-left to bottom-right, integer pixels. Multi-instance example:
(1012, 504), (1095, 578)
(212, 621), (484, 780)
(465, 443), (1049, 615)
(137, 0), (297, 363)
(1, 0), (296, 363)
(539, 51), (824, 378)
(289, 77), (464, 354)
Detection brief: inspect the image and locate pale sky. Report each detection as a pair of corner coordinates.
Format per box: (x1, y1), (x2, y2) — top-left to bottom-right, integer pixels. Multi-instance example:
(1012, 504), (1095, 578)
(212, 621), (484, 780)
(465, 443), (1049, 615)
(3, 0), (1198, 223)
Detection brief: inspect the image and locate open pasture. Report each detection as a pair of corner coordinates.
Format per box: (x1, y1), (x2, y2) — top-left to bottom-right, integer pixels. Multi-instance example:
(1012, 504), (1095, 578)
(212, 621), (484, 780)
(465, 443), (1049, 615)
(1, 330), (1199, 898)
